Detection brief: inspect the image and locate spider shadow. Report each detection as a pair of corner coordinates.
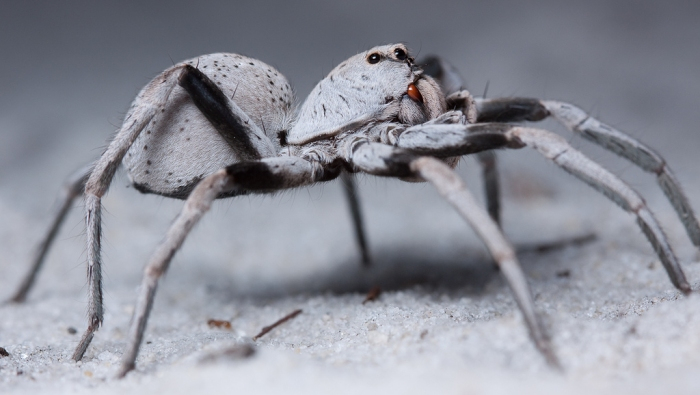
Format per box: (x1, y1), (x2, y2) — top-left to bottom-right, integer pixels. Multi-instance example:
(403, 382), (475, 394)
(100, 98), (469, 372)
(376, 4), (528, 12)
(200, 231), (593, 305)
(206, 244), (508, 303)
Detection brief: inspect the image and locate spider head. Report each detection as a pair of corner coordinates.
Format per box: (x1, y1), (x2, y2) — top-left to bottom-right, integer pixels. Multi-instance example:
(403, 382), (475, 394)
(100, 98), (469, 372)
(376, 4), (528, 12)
(288, 44), (447, 145)
(360, 44), (446, 125)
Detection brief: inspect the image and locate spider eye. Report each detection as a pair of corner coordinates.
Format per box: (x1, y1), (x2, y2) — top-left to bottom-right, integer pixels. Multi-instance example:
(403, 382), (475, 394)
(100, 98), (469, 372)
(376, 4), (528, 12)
(394, 48), (407, 60)
(367, 53), (381, 64)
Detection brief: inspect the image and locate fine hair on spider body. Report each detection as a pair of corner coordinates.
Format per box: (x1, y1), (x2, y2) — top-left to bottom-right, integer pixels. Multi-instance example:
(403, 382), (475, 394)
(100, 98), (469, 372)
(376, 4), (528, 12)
(9, 44), (700, 377)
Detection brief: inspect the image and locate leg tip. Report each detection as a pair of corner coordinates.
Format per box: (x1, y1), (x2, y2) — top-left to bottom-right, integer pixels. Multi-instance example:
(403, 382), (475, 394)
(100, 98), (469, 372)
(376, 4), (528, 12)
(544, 348), (564, 372)
(7, 284), (32, 304)
(7, 294), (26, 304)
(360, 254), (372, 268)
(673, 276), (693, 295)
(536, 338), (563, 372)
(680, 283), (693, 296)
(72, 329), (95, 361)
(116, 362), (135, 379)
(4, 297), (20, 306)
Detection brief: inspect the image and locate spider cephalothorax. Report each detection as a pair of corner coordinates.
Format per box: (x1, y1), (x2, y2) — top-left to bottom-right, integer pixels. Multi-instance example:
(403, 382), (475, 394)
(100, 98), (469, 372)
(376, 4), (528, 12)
(289, 44), (446, 147)
(10, 44), (699, 377)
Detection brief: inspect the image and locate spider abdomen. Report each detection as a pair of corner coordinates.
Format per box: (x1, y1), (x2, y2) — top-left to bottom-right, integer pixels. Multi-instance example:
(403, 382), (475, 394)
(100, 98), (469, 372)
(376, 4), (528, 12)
(122, 53), (293, 199)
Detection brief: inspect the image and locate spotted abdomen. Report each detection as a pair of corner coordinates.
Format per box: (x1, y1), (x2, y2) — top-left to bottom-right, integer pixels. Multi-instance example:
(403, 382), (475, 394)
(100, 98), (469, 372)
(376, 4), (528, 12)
(122, 53), (294, 199)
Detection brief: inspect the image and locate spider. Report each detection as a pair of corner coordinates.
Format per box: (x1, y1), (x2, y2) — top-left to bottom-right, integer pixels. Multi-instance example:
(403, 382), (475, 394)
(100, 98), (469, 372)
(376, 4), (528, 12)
(9, 44), (699, 377)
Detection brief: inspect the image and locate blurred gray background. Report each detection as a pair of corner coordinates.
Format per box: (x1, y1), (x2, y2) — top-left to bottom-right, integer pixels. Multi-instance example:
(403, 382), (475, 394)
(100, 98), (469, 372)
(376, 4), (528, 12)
(1, 1), (700, 394)
(2, 0), (699, 195)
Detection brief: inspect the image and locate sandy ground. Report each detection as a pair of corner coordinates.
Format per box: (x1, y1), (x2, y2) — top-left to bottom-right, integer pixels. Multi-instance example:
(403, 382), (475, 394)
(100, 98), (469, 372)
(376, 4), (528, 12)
(1, 1), (700, 394)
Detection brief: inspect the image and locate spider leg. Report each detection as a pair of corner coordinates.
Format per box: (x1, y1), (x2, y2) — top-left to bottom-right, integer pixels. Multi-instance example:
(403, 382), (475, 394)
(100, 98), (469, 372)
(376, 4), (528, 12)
(475, 97), (550, 123)
(420, 56), (502, 225)
(395, 123), (691, 293)
(476, 151), (501, 225)
(448, 93), (503, 225)
(476, 97), (700, 249)
(347, 141), (559, 368)
(74, 66), (190, 361)
(444, 91), (504, 225)
(420, 55), (465, 96)
(117, 156), (333, 377)
(8, 163), (91, 303)
(340, 171), (371, 266)
(74, 62), (286, 361)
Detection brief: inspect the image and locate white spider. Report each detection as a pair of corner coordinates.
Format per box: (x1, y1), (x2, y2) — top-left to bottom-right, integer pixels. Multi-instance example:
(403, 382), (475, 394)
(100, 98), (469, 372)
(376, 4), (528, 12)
(9, 44), (699, 377)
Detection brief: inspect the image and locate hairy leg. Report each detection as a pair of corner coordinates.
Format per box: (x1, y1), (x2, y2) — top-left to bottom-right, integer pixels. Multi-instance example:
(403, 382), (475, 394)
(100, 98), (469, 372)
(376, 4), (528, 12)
(395, 122), (691, 293)
(348, 141), (559, 368)
(475, 97), (700, 249)
(117, 155), (333, 377)
(9, 164), (91, 303)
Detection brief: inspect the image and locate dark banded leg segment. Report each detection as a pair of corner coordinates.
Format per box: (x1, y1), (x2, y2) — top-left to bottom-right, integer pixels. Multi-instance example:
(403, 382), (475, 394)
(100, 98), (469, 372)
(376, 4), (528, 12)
(476, 151), (501, 225)
(117, 156), (329, 377)
(340, 171), (371, 266)
(348, 142), (559, 368)
(178, 65), (276, 160)
(395, 123), (691, 293)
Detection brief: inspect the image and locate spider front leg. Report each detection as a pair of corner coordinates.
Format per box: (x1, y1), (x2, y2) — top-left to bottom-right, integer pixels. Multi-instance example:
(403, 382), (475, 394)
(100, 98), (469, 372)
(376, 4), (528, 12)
(443, 90), (507, 225)
(118, 155), (333, 377)
(395, 122), (691, 293)
(346, 141), (559, 368)
(421, 55), (503, 225)
(476, 97), (700, 249)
